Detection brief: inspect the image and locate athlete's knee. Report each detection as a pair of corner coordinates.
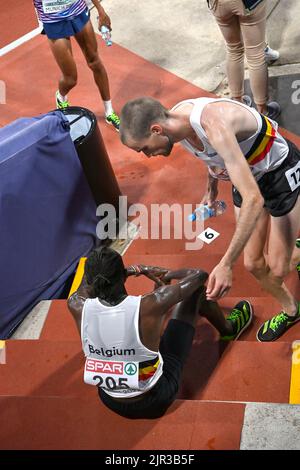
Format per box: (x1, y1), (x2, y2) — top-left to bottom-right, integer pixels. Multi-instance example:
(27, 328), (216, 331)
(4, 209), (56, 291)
(86, 54), (102, 71)
(244, 255), (266, 276)
(268, 258), (290, 280)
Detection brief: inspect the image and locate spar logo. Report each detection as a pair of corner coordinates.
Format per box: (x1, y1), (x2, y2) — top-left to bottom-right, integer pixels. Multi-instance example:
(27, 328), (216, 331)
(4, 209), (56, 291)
(86, 358), (123, 375)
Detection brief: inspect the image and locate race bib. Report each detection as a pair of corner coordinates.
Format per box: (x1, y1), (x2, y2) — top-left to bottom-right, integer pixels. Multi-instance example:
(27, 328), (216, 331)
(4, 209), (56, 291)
(42, 0), (77, 14)
(285, 161), (300, 192)
(84, 357), (139, 391)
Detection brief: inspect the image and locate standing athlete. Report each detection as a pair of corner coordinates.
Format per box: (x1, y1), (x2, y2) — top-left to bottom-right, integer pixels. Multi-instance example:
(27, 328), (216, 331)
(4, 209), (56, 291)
(119, 96), (300, 341)
(33, 0), (120, 130)
(67, 247), (252, 419)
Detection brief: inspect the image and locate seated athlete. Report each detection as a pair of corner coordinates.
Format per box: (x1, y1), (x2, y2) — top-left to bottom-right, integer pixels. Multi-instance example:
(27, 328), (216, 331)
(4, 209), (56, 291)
(68, 247), (252, 419)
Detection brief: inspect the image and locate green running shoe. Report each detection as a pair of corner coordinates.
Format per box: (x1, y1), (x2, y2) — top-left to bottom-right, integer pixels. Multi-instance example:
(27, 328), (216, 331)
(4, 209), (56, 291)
(220, 300), (253, 341)
(257, 303), (300, 342)
(105, 111), (120, 131)
(55, 90), (69, 109)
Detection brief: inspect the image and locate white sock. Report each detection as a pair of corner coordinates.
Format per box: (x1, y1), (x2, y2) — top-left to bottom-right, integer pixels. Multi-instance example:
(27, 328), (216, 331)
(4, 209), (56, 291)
(104, 100), (113, 117)
(57, 90), (67, 102)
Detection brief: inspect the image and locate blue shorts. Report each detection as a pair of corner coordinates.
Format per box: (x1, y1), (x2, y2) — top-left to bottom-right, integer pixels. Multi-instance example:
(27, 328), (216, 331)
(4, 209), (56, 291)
(41, 8), (90, 40)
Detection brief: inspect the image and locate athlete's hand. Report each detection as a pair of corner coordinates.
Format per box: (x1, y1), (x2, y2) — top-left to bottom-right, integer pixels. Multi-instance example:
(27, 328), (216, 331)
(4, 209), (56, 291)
(200, 186), (218, 208)
(140, 265), (169, 286)
(98, 5), (111, 30)
(206, 263), (232, 300)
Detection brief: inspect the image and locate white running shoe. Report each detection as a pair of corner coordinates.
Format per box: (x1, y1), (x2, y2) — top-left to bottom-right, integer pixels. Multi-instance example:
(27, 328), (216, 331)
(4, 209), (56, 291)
(265, 45), (280, 63)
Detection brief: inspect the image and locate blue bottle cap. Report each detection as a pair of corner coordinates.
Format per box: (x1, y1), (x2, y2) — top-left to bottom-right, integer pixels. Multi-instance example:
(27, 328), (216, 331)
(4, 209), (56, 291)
(188, 213), (196, 222)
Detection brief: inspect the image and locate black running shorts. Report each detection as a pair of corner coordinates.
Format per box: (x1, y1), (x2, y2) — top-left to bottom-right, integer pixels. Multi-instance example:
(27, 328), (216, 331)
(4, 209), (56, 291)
(232, 139), (300, 217)
(98, 319), (195, 419)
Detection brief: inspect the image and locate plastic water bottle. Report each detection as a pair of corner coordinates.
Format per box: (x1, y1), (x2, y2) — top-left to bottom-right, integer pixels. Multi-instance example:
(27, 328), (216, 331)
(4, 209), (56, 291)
(100, 25), (112, 46)
(188, 200), (227, 221)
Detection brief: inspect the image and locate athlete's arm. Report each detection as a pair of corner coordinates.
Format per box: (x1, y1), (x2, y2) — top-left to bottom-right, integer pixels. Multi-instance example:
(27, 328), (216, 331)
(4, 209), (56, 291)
(91, 0), (111, 29)
(201, 169), (219, 208)
(141, 269), (208, 316)
(67, 275), (94, 334)
(201, 104), (264, 299)
(126, 265), (168, 285)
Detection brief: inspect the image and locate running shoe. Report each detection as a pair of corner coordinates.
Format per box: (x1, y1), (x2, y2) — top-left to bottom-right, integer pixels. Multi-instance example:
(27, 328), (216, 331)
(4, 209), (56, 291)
(220, 300), (253, 341)
(55, 90), (69, 109)
(105, 111), (120, 131)
(242, 95), (252, 107)
(265, 101), (281, 120)
(265, 45), (280, 63)
(257, 303), (300, 342)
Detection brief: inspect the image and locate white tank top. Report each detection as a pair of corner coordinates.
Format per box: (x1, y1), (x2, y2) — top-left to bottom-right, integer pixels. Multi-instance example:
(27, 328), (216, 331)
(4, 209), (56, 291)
(172, 97), (289, 181)
(81, 296), (163, 398)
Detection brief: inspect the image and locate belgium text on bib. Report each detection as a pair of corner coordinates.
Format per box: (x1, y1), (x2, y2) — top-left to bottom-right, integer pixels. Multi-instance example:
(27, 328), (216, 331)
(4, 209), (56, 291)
(84, 357), (139, 391)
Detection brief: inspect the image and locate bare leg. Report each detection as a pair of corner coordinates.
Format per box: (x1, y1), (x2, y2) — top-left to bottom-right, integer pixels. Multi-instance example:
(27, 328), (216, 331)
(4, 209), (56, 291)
(48, 37), (77, 97)
(75, 20), (110, 102)
(171, 287), (205, 328)
(172, 286), (234, 336)
(199, 298), (234, 336)
(237, 197), (300, 315)
(267, 196), (300, 314)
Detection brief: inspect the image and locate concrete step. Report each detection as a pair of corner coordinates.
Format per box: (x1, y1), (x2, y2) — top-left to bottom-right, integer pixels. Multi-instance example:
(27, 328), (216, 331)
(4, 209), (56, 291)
(0, 396), (245, 450)
(2, 393), (299, 450)
(0, 337), (292, 406)
(179, 340), (292, 403)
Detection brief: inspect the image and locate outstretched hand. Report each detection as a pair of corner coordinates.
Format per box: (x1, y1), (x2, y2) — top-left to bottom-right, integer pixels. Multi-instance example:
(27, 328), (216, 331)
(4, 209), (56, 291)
(206, 263), (232, 301)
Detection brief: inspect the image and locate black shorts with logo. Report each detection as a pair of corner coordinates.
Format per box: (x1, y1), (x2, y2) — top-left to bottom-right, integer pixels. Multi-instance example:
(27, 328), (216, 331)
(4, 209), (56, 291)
(232, 139), (300, 217)
(98, 319), (195, 419)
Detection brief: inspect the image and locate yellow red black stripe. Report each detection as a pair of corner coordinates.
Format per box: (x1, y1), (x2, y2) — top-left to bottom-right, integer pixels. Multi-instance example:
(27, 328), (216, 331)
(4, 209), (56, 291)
(245, 115), (276, 166)
(139, 358), (160, 381)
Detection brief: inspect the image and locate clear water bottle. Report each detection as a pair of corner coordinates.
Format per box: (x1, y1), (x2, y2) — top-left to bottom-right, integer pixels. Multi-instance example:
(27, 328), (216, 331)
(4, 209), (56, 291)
(100, 25), (112, 46)
(188, 200), (227, 221)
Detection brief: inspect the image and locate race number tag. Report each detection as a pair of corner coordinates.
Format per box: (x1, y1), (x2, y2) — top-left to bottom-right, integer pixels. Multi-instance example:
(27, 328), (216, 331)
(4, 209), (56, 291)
(285, 161), (300, 192)
(42, 0), (77, 14)
(84, 357), (139, 391)
(198, 227), (220, 244)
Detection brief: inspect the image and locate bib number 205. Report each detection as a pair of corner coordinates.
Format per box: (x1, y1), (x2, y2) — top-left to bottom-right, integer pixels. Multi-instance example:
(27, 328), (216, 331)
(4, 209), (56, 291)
(93, 375), (129, 390)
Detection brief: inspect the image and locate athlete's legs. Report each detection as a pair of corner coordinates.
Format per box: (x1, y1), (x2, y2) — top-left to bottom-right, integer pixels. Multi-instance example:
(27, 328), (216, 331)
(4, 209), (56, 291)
(267, 196), (300, 314)
(236, 197), (300, 315)
(48, 37), (77, 97)
(171, 287), (205, 328)
(171, 286), (235, 336)
(74, 20), (110, 102)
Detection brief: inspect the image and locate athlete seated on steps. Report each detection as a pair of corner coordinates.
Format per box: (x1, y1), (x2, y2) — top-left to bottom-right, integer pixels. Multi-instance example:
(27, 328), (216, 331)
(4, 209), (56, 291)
(67, 247), (252, 419)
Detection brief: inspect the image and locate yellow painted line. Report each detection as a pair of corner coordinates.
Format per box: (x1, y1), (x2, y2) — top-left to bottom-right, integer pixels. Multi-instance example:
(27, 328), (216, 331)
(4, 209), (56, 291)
(289, 340), (300, 404)
(0, 341), (6, 364)
(68, 258), (87, 298)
